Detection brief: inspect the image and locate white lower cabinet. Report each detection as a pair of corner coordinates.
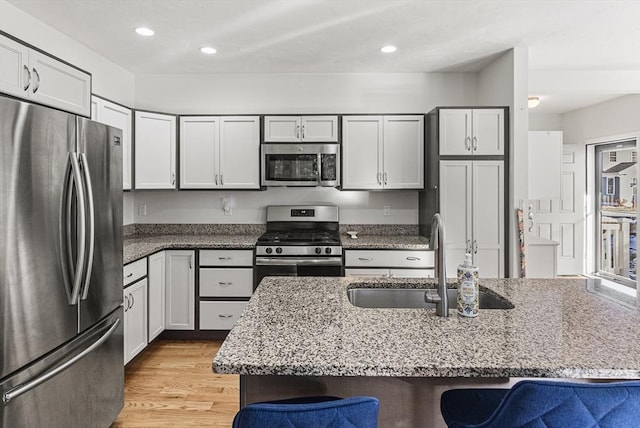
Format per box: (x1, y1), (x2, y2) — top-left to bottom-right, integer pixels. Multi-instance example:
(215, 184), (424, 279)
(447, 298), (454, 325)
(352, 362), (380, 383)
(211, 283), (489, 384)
(123, 278), (148, 365)
(165, 250), (195, 330)
(148, 251), (166, 341)
(344, 250), (434, 278)
(200, 301), (248, 330)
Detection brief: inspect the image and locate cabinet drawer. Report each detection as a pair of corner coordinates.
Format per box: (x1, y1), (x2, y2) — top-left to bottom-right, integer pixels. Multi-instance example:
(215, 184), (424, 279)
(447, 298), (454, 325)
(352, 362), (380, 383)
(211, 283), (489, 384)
(200, 301), (247, 330)
(123, 258), (147, 286)
(200, 268), (253, 297)
(345, 250), (434, 268)
(200, 250), (253, 266)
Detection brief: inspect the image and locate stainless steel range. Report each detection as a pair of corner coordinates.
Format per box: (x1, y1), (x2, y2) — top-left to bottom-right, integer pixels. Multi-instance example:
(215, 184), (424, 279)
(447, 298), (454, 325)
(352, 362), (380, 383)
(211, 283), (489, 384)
(254, 205), (343, 288)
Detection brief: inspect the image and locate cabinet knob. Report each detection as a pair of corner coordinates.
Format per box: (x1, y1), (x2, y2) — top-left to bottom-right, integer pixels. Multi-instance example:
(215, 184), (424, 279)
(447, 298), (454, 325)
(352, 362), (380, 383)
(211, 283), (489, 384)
(465, 136), (471, 151)
(23, 65), (31, 91)
(472, 136), (478, 151)
(32, 68), (40, 93)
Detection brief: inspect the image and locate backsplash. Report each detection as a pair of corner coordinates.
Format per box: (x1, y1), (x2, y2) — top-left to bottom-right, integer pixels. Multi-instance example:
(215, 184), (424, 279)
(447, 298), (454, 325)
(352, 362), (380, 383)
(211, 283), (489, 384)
(339, 224), (420, 235)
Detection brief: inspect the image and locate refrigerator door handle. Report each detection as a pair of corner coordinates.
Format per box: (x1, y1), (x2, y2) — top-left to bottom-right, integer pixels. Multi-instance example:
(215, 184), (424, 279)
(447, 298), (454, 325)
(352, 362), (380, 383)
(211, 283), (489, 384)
(59, 155), (74, 303)
(2, 318), (121, 405)
(79, 153), (95, 300)
(69, 153), (87, 305)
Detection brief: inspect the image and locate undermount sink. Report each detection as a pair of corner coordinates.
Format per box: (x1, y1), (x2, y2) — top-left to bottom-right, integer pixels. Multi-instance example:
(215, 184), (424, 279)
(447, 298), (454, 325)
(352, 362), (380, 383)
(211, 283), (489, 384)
(347, 287), (514, 310)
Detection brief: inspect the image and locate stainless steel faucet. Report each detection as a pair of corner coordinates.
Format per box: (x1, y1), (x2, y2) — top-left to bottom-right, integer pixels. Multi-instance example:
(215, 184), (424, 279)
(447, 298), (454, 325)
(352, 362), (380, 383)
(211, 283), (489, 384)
(425, 213), (448, 317)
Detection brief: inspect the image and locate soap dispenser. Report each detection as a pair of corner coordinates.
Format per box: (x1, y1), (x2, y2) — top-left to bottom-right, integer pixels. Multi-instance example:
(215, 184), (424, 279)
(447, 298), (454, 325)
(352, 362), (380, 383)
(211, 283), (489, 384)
(457, 253), (479, 317)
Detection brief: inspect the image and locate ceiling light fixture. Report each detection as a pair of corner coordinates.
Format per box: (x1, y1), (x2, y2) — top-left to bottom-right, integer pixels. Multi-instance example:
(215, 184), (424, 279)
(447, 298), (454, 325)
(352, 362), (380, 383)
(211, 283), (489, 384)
(380, 45), (397, 53)
(528, 96), (541, 108)
(135, 27), (154, 37)
(200, 46), (217, 55)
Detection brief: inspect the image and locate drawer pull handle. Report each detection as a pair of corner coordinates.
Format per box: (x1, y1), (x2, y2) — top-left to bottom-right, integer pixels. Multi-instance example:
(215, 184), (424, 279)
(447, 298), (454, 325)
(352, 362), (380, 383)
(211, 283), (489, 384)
(218, 257), (232, 261)
(406, 257), (421, 261)
(218, 314), (233, 319)
(358, 257), (373, 261)
(126, 272), (134, 278)
(218, 282), (232, 287)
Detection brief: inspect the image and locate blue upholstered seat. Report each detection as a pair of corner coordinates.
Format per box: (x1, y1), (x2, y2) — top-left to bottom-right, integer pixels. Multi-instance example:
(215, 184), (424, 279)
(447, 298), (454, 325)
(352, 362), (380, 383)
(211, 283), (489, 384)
(441, 380), (640, 428)
(233, 396), (379, 428)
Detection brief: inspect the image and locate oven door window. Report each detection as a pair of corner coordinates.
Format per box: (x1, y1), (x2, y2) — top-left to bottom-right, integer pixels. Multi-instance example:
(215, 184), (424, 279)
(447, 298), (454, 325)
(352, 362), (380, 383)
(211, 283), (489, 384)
(320, 153), (337, 181)
(265, 154), (318, 182)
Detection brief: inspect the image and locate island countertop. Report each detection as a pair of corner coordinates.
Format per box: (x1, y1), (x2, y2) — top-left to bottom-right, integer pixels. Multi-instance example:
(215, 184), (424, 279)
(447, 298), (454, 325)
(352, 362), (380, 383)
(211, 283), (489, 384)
(213, 276), (640, 379)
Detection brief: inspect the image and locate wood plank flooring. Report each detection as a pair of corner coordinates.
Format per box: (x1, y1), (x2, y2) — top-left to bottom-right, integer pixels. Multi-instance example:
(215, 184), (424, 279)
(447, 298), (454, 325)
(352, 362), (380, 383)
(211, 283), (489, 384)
(111, 340), (239, 428)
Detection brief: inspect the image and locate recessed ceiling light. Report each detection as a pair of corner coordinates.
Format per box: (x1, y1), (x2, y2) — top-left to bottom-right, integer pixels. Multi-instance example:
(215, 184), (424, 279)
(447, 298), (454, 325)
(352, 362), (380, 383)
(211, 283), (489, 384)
(200, 46), (217, 55)
(380, 45), (397, 53)
(528, 96), (541, 108)
(135, 27), (154, 37)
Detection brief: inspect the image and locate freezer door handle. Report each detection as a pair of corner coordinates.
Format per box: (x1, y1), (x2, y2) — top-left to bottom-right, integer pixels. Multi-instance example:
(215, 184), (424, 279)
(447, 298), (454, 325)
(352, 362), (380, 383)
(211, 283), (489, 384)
(79, 153), (95, 300)
(2, 318), (121, 405)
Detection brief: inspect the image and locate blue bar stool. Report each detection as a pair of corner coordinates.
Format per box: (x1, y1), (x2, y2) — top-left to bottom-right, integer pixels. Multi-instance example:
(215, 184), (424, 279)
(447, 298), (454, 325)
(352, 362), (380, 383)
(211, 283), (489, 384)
(441, 380), (640, 427)
(233, 396), (380, 428)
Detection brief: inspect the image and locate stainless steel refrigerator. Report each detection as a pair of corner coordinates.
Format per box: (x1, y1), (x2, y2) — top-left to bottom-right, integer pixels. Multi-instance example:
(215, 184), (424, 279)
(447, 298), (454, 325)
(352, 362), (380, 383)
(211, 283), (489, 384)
(0, 95), (124, 427)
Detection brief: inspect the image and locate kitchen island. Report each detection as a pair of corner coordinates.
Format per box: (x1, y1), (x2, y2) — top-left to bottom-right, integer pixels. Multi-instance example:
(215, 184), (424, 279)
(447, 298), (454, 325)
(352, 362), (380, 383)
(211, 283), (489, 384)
(213, 276), (640, 427)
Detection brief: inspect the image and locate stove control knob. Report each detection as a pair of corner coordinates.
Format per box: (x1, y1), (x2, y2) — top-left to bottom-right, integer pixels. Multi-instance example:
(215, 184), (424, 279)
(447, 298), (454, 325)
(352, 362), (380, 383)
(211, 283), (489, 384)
(315, 247), (322, 254)
(325, 247), (332, 254)
(265, 247), (273, 254)
(275, 247), (283, 254)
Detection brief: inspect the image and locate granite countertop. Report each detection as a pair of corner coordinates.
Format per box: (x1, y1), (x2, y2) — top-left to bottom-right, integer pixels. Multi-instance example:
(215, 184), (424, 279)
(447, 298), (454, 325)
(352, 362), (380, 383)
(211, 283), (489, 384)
(123, 233), (261, 264)
(213, 276), (640, 379)
(340, 234), (430, 250)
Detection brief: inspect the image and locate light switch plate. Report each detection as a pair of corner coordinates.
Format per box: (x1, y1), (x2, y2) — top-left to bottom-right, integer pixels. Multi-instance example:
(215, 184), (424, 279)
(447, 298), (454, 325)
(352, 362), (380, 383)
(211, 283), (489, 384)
(138, 203), (147, 216)
(383, 205), (391, 216)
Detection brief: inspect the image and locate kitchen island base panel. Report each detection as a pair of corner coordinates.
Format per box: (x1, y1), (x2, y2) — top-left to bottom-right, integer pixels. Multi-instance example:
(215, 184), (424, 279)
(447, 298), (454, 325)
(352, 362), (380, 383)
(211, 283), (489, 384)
(241, 375), (521, 428)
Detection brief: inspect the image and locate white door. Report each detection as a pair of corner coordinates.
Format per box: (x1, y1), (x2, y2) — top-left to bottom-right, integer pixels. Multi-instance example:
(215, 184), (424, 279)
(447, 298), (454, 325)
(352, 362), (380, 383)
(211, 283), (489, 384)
(124, 279), (148, 364)
(135, 111), (176, 189)
(180, 116), (219, 188)
(383, 115), (424, 189)
(219, 116), (260, 189)
(264, 116), (301, 142)
(28, 50), (91, 117)
(529, 145), (586, 275)
(342, 116), (383, 189)
(301, 116), (338, 142)
(148, 252), (166, 342)
(0, 34), (29, 98)
(472, 161), (505, 278)
(439, 161), (473, 276)
(439, 109), (471, 156)
(472, 109), (504, 155)
(96, 98), (133, 190)
(165, 250), (195, 330)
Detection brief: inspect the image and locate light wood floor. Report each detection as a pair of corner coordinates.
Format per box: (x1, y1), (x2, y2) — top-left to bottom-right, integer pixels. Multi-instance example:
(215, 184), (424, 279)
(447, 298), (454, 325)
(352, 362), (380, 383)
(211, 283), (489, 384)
(111, 340), (239, 427)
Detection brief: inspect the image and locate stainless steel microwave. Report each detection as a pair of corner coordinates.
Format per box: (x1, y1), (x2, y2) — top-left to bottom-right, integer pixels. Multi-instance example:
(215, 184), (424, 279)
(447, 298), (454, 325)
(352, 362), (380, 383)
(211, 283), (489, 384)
(261, 143), (340, 187)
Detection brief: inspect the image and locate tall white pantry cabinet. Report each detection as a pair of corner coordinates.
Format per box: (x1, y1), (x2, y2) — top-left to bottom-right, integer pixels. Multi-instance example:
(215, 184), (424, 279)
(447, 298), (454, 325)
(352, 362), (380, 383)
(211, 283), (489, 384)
(431, 107), (507, 278)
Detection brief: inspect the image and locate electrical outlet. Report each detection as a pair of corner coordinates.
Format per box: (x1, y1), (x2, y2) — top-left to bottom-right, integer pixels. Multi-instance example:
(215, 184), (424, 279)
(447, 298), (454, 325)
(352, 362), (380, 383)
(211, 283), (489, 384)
(383, 205), (391, 216)
(138, 203), (147, 216)
(222, 197), (232, 216)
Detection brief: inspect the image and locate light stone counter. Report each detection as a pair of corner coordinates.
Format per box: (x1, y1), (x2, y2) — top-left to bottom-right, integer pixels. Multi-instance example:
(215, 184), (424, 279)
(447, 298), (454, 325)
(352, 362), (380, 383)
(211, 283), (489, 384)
(341, 234), (430, 250)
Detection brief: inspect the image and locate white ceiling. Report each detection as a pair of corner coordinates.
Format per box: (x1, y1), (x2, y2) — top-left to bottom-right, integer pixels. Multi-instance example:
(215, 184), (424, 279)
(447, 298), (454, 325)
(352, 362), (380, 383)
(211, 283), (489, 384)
(6, 0), (640, 113)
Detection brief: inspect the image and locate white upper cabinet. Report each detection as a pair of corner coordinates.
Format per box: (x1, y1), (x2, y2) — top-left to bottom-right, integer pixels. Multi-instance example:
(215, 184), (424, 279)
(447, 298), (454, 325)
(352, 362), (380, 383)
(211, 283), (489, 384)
(92, 96), (132, 190)
(439, 109), (504, 156)
(180, 116), (260, 189)
(342, 115), (424, 190)
(0, 34), (91, 116)
(264, 116), (338, 142)
(135, 111), (176, 189)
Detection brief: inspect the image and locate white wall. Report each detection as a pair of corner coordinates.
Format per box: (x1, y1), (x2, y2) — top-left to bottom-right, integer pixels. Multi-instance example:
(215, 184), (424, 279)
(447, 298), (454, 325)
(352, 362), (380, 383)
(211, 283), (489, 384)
(134, 188), (417, 224)
(123, 193), (135, 225)
(134, 72), (477, 114)
(562, 95), (640, 145)
(477, 48), (530, 278)
(529, 114), (563, 131)
(0, 0), (135, 106)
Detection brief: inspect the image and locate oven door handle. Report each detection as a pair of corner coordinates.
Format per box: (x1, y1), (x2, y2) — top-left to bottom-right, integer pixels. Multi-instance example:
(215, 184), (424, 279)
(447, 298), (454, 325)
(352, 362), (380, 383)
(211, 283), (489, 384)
(255, 257), (343, 267)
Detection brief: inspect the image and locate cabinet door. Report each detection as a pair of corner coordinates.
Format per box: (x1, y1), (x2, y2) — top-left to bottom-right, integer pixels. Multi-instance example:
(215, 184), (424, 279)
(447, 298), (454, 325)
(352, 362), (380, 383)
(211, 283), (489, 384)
(148, 251), (166, 341)
(301, 116), (338, 142)
(0, 35), (29, 98)
(342, 116), (383, 189)
(219, 116), (260, 189)
(165, 250), (195, 330)
(135, 111), (176, 189)
(439, 109), (472, 156)
(94, 97), (133, 190)
(264, 116), (301, 142)
(439, 161), (473, 276)
(200, 301), (248, 330)
(28, 50), (91, 117)
(124, 279), (148, 365)
(382, 115), (424, 189)
(472, 161), (504, 277)
(180, 116), (219, 188)
(472, 109), (504, 155)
